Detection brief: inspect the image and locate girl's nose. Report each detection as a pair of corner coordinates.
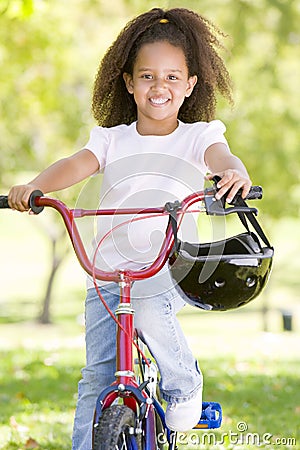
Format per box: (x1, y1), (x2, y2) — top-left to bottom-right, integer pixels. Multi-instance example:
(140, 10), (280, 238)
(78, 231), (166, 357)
(152, 77), (167, 90)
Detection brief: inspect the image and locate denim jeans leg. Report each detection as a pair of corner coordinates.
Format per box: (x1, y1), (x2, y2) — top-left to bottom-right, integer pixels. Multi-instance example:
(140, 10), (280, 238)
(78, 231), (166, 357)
(133, 288), (202, 403)
(72, 284), (119, 450)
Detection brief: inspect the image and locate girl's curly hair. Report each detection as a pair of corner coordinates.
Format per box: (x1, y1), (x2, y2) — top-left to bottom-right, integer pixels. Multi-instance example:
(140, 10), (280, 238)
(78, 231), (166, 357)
(92, 7), (233, 127)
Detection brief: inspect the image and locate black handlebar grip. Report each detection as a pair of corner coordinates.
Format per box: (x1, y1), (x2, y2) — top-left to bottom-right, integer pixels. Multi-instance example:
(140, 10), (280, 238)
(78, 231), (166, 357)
(211, 177), (263, 201)
(245, 185), (263, 200)
(0, 196), (9, 208)
(0, 190), (44, 213)
(29, 190), (44, 214)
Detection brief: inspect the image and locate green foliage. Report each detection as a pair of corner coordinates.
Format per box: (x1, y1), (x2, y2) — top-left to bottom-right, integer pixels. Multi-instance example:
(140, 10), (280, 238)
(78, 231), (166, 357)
(0, 0), (299, 325)
(219, 0), (300, 217)
(1, 0), (299, 216)
(0, 1), (86, 184)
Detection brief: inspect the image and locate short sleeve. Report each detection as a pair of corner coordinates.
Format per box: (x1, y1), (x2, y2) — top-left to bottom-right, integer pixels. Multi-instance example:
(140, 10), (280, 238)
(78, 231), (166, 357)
(196, 120), (230, 171)
(83, 126), (109, 173)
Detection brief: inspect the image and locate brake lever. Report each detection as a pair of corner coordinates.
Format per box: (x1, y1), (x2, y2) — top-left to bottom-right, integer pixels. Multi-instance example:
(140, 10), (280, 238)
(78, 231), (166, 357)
(204, 193), (258, 216)
(209, 175), (243, 206)
(204, 177), (258, 216)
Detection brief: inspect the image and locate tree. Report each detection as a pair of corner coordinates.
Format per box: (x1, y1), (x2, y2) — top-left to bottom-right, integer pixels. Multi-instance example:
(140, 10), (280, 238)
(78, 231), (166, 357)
(1, 0), (299, 322)
(0, 0), (92, 322)
(221, 0), (300, 217)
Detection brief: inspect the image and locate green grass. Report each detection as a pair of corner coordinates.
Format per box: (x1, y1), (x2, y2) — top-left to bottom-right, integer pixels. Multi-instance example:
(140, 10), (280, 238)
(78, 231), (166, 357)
(0, 346), (80, 450)
(180, 309), (300, 449)
(0, 314), (299, 449)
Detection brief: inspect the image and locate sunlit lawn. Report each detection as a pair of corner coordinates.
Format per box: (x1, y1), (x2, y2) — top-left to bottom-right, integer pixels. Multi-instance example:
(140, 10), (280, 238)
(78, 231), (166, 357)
(1, 315), (299, 450)
(0, 211), (300, 449)
(0, 346), (80, 450)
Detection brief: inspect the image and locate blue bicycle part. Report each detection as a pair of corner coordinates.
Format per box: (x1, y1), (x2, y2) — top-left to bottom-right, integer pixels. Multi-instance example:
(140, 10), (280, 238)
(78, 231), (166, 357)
(194, 401), (222, 429)
(129, 436), (139, 450)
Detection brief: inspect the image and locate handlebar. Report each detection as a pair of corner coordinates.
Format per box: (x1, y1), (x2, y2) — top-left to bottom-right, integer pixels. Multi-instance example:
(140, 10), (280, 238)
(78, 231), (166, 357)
(0, 189), (44, 214)
(0, 183), (263, 283)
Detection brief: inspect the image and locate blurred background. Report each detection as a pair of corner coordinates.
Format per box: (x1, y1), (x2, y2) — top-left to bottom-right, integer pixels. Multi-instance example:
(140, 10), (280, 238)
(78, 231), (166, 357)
(0, 0), (299, 449)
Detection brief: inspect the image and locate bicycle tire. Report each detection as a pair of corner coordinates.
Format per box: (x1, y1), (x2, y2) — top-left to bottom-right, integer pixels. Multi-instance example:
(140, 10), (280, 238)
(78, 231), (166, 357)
(155, 410), (165, 450)
(93, 404), (142, 450)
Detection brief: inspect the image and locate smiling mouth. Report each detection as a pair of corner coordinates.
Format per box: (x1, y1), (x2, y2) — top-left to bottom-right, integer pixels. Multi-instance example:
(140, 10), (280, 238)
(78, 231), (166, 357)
(149, 97), (170, 105)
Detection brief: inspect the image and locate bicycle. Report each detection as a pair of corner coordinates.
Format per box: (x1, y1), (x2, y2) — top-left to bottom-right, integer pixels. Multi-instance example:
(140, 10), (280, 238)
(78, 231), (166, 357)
(0, 179), (269, 449)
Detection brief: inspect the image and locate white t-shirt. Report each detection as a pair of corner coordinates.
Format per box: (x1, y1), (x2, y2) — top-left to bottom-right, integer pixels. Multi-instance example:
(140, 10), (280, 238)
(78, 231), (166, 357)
(84, 119), (229, 293)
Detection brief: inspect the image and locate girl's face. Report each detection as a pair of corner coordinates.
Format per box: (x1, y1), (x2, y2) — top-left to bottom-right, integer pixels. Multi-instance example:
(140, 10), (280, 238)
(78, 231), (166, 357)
(123, 41), (197, 136)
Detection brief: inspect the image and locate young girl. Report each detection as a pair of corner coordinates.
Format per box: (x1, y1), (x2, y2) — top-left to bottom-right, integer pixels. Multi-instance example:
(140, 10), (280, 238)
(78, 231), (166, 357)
(8, 7), (251, 449)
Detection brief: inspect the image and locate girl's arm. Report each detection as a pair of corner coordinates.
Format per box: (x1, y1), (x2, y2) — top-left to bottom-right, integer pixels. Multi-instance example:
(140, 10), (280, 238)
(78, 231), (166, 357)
(204, 142), (251, 203)
(8, 149), (99, 211)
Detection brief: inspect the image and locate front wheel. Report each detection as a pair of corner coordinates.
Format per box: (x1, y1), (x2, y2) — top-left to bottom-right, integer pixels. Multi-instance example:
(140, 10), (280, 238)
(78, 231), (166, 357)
(93, 404), (141, 450)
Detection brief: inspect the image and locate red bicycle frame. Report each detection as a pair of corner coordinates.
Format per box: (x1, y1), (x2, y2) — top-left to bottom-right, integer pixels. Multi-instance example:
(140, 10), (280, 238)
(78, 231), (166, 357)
(0, 184), (262, 447)
(26, 190), (207, 448)
(34, 191), (205, 392)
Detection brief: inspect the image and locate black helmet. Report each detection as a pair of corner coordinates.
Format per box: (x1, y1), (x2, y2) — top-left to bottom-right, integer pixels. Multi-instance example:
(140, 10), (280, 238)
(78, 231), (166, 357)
(169, 231), (273, 311)
(167, 187), (274, 311)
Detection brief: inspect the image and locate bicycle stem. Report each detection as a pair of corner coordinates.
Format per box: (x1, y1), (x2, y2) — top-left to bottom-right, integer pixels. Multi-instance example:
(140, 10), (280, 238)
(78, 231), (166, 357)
(115, 276), (135, 385)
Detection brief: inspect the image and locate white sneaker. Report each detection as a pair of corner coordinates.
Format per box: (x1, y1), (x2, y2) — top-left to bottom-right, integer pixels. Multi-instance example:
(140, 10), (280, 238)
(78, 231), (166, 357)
(165, 388), (203, 432)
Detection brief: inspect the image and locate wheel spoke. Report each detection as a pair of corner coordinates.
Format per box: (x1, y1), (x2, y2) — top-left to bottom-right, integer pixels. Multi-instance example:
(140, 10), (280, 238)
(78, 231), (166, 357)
(120, 432), (127, 449)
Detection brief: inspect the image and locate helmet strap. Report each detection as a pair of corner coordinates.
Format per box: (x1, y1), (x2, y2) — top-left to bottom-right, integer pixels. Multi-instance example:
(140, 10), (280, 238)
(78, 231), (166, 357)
(164, 200), (181, 252)
(235, 197), (272, 248)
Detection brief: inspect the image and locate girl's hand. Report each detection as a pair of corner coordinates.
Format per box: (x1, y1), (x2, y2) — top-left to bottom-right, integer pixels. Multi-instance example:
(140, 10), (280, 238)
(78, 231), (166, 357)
(8, 184), (39, 212)
(206, 170), (252, 203)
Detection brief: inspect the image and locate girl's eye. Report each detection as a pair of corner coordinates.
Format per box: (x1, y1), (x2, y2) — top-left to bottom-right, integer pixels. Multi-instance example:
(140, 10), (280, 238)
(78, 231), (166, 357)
(141, 74), (153, 79)
(168, 75), (178, 80)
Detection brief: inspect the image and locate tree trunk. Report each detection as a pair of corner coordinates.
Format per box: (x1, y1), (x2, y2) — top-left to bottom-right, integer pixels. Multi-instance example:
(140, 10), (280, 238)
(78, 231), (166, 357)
(38, 232), (69, 324)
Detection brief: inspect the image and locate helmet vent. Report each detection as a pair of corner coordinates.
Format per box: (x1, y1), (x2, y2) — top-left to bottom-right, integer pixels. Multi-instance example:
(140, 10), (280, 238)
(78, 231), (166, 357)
(214, 278), (226, 288)
(246, 276), (256, 288)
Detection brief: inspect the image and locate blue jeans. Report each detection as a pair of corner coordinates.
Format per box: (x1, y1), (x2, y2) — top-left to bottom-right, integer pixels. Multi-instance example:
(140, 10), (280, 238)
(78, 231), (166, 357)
(72, 282), (202, 450)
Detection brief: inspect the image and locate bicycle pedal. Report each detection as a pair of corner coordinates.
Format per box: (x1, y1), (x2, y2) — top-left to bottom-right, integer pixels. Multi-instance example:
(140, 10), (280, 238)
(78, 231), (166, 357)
(193, 401), (222, 429)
